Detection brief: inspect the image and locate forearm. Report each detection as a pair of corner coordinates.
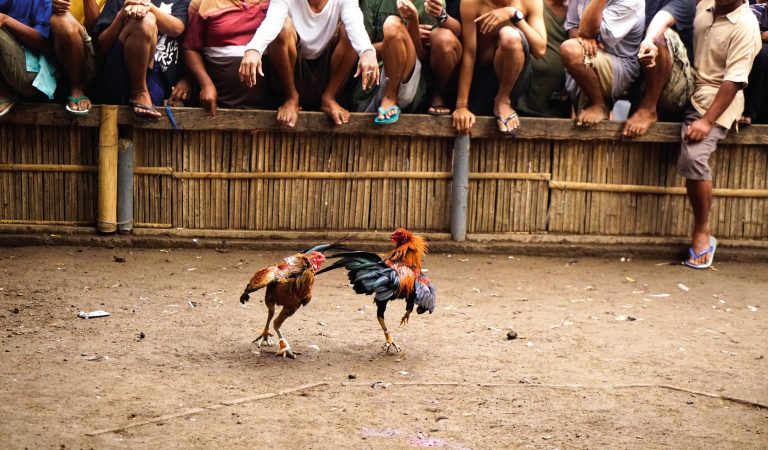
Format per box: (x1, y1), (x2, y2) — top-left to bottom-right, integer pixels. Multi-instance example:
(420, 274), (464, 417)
(455, 48), (475, 104)
(407, 20), (425, 60)
(97, 14), (125, 56)
(149, 4), (184, 37)
(701, 81), (742, 125)
(184, 50), (214, 88)
(83, 0), (101, 33)
(644, 10), (675, 44)
(3, 17), (50, 53)
(442, 15), (461, 36)
(578, 0), (606, 38)
(516, 14), (546, 57)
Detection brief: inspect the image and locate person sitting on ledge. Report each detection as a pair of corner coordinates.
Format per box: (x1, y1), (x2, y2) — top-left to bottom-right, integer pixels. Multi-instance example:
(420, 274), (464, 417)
(560, 0), (644, 127)
(49, 0), (106, 115)
(350, 0), (441, 124)
(92, 0), (190, 121)
(239, 0), (380, 127)
(621, 0), (695, 137)
(0, 0), (54, 118)
(175, 0), (274, 116)
(452, 0), (547, 135)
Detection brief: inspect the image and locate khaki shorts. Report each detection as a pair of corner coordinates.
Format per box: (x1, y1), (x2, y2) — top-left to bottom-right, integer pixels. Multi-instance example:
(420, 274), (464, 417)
(677, 106), (728, 181)
(573, 49), (613, 111)
(0, 28), (40, 97)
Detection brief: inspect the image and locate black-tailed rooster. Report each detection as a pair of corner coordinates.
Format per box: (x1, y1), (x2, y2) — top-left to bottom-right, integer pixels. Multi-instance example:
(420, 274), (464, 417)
(317, 228), (436, 353)
(239, 242), (347, 359)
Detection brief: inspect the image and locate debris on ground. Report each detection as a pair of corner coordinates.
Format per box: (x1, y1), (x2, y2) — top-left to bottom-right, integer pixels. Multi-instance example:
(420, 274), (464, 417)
(113, 255), (126, 263)
(677, 283), (690, 292)
(78, 310), (110, 319)
(507, 330), (518, 340)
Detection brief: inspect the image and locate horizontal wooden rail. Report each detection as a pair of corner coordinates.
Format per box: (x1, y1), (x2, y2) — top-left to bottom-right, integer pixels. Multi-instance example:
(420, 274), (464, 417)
(549, 180), (768, 197)
(3, 103), (768, 144)
(133, 167), (551, 181)
(0, 164), (97, 173)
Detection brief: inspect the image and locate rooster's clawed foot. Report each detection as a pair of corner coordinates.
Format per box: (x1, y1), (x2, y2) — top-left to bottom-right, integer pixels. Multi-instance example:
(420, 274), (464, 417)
(400, 312), (410, 326)
(383, 332), (401, 354)
(252, 331), (273, 347)
(276, 338), (296, 359)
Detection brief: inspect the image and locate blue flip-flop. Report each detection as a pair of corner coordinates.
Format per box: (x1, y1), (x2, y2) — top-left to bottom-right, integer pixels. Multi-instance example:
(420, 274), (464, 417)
(374, 105), (400, 125)
(683, 235), (717, 269)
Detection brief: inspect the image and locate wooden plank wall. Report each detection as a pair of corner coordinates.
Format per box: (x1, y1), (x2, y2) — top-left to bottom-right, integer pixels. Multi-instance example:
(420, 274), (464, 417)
(1, 109), (766, 239)
(0, 124), (98, 226)
(132, 130), (454, 231)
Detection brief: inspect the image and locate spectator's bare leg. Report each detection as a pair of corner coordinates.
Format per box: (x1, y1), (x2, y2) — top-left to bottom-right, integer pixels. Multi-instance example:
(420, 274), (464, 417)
(268, 19), (300, 127)
(623, 35), (672, 137)
(561, 38), (609, 127)
(378, 16), (417, 121)
(51, 13), (91, 112)
(428, 27), (461, 114)
(321, 26), (357, 126)
(685, 179), (713, 265)
(493, 26), (524, 132)
(119, 13), (160, 119)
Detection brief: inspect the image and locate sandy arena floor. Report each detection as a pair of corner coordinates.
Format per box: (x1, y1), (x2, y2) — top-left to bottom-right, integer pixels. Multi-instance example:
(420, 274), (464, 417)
(0, 245), (766, 449)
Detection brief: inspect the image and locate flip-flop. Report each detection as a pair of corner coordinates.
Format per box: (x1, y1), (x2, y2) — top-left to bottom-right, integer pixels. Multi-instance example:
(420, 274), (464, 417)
(65, 95), (91, 116)
(374, 105), (400, 125)
(494, 112), (519, 135)
(128, 101), (162, 122)
(683, 235), (717, 269)
(0, 97), (18, 119)
(427, 105), (451, 116)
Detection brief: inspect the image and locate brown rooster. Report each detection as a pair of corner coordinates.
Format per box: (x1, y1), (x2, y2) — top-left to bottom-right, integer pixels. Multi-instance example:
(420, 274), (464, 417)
(239, 243), (347, 359)
(316, 228), (436, 353)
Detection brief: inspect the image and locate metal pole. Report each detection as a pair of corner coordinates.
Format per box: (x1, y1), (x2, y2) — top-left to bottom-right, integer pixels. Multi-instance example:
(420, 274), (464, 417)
(451, 134), (469, 241)
(117, 139), (134, 232)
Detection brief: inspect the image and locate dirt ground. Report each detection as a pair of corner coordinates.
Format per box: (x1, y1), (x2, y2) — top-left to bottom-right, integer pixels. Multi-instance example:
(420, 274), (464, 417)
(0, 244), (766, 449)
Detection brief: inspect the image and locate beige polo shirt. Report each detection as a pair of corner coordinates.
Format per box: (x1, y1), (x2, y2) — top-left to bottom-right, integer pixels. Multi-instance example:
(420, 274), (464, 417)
(691, 0), (761, 129)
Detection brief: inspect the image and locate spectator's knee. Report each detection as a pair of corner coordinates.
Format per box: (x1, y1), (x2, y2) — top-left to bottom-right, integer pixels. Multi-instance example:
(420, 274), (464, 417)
(275, 17), (296, 44)
(497, 27), (522, 52)
(50, 13), (81, 40)
(560, 39), (583, 66)
(430, 28), (460, 57)
(382, 15), (407, 41)
(125, 12), (158, 38)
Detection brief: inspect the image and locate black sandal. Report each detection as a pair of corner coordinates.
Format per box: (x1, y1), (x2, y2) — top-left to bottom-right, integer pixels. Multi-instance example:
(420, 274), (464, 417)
(128, 101), (162, 122)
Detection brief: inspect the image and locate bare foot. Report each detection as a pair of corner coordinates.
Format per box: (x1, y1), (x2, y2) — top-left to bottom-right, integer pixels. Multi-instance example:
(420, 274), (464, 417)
(623, 107), (657, 137)
(576, 103), (609, 127)
(277, 98), (300, 127)
(67, 88), (91, 113)
(493, 99), (519, 134)
(686, 231), (712, 266)
(129, 91), (161, 119)
(320, 96), (350, 126)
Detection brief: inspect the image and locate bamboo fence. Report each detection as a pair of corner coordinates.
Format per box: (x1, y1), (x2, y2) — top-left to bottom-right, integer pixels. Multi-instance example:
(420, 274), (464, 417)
(0, 105), (766, 240)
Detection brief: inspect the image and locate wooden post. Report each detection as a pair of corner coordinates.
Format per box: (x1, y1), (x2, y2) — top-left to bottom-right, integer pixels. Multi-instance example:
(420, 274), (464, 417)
(451, 135), (469, 241)
(97, 105), (118, 233)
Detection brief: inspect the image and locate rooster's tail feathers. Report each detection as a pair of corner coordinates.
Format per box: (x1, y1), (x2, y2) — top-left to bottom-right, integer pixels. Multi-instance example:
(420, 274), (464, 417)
(301, 235), (354, 254)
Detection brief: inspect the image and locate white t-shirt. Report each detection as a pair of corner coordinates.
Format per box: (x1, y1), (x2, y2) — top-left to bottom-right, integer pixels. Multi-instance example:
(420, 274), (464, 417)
(245, 0), (375, 60)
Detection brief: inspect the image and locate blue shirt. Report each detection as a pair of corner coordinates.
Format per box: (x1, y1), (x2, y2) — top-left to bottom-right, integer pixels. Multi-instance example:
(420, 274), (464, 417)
(0, 0), (52, 38)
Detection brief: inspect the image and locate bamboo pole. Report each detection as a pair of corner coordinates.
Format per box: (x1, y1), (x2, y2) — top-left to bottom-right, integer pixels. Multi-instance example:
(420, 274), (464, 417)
(97, 105), (118, 233)
(549, 180), (768, 198)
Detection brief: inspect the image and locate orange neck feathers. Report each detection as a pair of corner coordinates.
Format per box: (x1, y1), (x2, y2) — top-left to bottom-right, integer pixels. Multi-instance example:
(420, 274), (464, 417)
(387, 230), (428, 270)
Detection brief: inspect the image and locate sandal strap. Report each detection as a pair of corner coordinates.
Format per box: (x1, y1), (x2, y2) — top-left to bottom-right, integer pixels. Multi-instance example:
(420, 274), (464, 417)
(67, 95), (90, 103)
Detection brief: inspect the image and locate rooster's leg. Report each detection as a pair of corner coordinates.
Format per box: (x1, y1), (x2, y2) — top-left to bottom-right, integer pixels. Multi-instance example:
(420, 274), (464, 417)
(377, 301), (400, 353)
(252, 300), (275, 347)
(273, 306), (298, 359)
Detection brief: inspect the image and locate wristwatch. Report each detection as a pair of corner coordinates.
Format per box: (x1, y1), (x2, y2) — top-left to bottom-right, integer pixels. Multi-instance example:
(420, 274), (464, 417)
(511, 8), (524, 24)
(437, 8), (448, 25)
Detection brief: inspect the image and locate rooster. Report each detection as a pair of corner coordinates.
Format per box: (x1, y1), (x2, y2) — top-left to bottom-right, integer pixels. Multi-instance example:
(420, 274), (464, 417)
(316, 228), (436, 353)
(239, 242), (348, 359)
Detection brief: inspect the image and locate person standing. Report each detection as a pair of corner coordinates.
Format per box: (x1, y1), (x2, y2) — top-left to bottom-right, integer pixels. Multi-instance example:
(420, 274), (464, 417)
(678, 0), (760, 269)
